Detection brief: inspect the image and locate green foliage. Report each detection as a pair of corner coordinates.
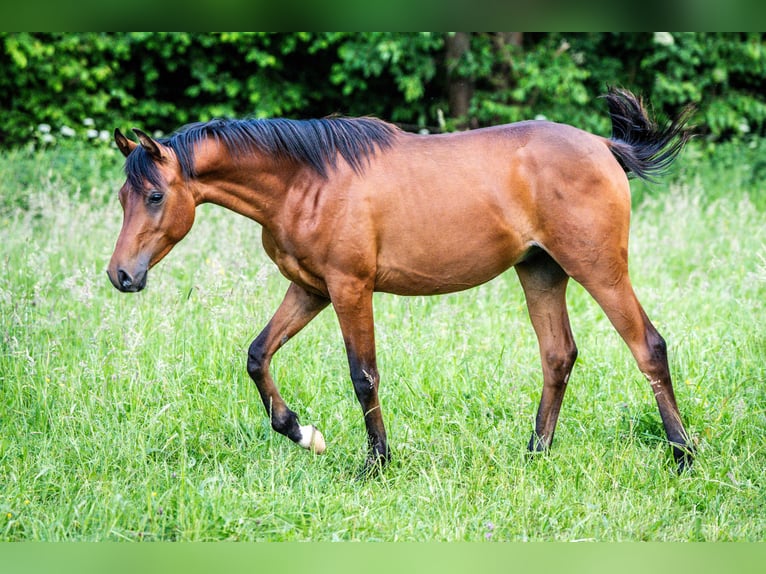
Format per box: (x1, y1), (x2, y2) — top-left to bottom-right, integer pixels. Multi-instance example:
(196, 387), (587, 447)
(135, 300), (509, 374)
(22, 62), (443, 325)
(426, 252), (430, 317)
(466, 33), (597, 129)
(464, 32), (766, 137)
(640, 32), (766, 138)
(329, 32), (444, 126)
(1, 33), (765, 148)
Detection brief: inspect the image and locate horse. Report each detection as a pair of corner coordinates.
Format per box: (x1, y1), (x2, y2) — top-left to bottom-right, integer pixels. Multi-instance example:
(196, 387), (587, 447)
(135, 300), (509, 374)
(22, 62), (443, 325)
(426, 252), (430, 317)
(107, 87), (695, 475)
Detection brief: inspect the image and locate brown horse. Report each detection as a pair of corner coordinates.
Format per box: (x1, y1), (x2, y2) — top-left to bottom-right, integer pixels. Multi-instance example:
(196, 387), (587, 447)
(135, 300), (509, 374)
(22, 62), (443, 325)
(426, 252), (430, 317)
(108, 88), (695, 474)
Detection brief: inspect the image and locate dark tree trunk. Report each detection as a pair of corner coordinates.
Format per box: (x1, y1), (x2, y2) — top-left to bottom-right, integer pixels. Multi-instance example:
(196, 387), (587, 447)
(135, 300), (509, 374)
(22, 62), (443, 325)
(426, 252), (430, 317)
(493, 32), (523, 89)
(445, 32), (473, 127)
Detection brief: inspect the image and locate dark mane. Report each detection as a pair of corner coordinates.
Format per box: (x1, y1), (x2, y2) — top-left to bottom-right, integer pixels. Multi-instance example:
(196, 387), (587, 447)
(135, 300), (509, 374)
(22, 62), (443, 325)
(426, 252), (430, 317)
(125, 116), (399, 190)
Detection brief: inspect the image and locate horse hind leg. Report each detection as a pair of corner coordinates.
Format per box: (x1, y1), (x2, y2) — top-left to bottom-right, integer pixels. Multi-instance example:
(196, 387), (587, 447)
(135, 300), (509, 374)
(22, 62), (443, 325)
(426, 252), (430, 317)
(516, 251), (578, 454)
(561, 250), (694, 471)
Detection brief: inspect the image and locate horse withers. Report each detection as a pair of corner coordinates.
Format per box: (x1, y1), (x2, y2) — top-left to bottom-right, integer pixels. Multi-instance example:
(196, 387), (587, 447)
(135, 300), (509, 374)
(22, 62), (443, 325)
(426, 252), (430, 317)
(108, 88), (695, 474)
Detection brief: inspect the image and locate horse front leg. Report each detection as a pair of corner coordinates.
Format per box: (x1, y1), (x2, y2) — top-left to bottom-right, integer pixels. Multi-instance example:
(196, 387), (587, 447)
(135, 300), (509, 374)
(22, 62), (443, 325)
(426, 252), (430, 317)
(329, 281), (389, 475)
(248, 282), (330, 453)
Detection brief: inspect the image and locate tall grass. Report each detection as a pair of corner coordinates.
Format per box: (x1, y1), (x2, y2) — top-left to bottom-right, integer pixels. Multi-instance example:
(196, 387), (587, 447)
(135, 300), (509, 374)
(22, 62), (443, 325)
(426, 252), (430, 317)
(0, 141), (764, 541)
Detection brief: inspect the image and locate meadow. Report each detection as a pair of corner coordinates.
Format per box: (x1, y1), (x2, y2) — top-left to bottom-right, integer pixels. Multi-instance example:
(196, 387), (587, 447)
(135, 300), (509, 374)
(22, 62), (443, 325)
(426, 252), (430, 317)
(0, 140), (764, 541)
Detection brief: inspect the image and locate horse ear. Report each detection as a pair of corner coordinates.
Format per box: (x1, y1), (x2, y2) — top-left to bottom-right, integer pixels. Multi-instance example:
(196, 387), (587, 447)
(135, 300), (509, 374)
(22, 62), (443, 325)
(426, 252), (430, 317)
(132, 128), (164, 161)
(114, 128), (137, 158)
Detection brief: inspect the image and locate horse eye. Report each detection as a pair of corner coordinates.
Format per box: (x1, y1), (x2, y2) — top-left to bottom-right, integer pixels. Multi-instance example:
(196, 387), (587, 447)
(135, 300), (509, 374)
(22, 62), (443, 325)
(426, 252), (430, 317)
(147, 191), (164, 205)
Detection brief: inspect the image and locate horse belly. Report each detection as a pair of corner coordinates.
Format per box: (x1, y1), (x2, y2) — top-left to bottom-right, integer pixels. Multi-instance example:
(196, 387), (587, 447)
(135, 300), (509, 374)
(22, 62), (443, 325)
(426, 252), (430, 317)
(366, 132), (537, 296)
(374, 222), (527, 296)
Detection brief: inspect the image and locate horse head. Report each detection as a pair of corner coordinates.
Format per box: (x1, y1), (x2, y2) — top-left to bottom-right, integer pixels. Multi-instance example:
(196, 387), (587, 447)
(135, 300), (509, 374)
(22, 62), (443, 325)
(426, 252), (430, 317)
(107, 129), (196, 292)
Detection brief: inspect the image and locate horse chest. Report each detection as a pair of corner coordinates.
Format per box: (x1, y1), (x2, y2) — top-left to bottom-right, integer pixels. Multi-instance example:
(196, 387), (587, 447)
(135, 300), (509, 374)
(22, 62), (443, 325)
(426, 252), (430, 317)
(265, 242), (329, 297)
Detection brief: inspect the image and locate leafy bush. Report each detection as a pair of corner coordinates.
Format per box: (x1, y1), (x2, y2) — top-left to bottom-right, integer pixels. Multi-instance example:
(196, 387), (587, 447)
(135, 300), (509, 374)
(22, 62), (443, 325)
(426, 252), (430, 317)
(1, 32), (764, 148)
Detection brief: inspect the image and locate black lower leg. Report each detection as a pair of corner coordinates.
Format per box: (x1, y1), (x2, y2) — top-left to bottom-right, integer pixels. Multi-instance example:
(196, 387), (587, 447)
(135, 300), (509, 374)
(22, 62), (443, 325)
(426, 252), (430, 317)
(269, 407), (304, 444)
(350, 360), (389, 469)
(528, 432), (550, 453)
(247, 333), (303, 445)
(660, 410), (695, 473)
(672, 443), (695, 473)
(641, 328), (694, 472)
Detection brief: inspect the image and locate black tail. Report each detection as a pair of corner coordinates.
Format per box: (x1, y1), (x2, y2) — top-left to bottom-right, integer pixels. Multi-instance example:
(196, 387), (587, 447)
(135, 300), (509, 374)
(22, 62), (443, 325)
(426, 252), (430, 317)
(603, 87), (695, 182)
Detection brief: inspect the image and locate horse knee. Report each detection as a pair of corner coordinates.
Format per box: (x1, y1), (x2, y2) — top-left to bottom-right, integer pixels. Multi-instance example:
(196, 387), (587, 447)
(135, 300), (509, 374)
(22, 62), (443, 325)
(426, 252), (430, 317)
(247, 337), (268, 379)
(544, 344), (578, 383)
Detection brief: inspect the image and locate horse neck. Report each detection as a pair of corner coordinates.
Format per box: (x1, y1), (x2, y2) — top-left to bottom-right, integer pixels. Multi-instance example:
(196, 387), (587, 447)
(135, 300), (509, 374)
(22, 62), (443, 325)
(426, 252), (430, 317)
(191, 144), (300, 225)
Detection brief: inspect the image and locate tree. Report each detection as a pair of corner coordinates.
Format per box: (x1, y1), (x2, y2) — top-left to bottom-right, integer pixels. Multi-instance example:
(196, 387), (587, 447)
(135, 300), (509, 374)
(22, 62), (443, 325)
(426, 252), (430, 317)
(0, 33), (764, 148)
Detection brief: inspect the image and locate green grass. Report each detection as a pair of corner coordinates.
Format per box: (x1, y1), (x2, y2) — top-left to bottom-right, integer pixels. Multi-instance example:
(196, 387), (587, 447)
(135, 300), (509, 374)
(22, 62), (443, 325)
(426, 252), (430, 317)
(0, 141), (764, 541)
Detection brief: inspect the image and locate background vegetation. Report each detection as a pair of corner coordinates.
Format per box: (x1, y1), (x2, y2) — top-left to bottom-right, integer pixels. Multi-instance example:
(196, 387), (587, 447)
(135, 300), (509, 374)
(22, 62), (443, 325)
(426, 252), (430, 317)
(0, 33), (764, 541)
(2, 32), (766, 147)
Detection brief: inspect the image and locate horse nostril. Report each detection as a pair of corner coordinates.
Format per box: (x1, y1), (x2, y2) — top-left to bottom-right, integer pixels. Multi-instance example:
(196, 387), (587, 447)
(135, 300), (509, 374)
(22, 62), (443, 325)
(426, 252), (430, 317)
(117, 268), (133, 289)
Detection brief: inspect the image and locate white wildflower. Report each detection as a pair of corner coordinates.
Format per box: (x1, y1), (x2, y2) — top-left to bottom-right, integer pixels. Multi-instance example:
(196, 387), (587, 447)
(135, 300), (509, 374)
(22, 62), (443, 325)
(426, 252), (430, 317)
(86, 129), (99, 139)
(653, 32), (674, 46)
(83, 117), (95, 127)
(98, 130), (110, 141)
(41, 134), (54, 143)
(534, 114), (547, 121)
(60, 125), (76, 137)
(38, 123), (51, 133)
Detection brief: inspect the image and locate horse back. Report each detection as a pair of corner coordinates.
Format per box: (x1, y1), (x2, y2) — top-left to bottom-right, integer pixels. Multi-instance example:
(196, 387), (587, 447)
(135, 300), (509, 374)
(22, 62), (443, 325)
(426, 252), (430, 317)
(345, 121), (631, 296)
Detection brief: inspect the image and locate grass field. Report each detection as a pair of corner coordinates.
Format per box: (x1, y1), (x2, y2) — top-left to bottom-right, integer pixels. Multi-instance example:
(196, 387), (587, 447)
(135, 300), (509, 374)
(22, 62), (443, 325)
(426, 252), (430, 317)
(0, 141), (764, 541)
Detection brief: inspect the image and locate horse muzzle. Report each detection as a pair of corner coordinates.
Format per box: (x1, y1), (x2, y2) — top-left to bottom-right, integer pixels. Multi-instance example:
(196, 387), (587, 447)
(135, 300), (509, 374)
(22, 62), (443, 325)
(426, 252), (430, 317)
(107, 266), (147, 292)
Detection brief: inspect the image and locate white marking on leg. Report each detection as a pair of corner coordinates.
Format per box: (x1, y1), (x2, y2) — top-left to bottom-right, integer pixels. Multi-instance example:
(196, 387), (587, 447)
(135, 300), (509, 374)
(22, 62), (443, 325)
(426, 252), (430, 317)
(298, 424), (326, 454)
(643, 372), (664, 398)
(362, 369), (375, 389)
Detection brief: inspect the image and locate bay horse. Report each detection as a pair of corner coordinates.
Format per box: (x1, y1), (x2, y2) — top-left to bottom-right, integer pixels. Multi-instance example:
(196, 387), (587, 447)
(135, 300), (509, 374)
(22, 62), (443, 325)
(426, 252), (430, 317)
(108, 88), (695, 474)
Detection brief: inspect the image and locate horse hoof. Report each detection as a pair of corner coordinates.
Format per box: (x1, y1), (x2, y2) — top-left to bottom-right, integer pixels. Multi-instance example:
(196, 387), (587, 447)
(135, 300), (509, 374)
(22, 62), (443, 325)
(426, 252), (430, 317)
(299, 425), (326, 454)
(356, 459), (384, 481)
(354, 449), (391, 481)
(674, 444), (695, 474)
(527, 432), (550, 453)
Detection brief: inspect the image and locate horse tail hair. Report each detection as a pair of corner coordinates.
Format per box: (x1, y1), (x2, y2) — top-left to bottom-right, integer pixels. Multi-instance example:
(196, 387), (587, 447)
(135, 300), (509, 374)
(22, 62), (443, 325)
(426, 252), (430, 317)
(603, 86), (695, 182)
